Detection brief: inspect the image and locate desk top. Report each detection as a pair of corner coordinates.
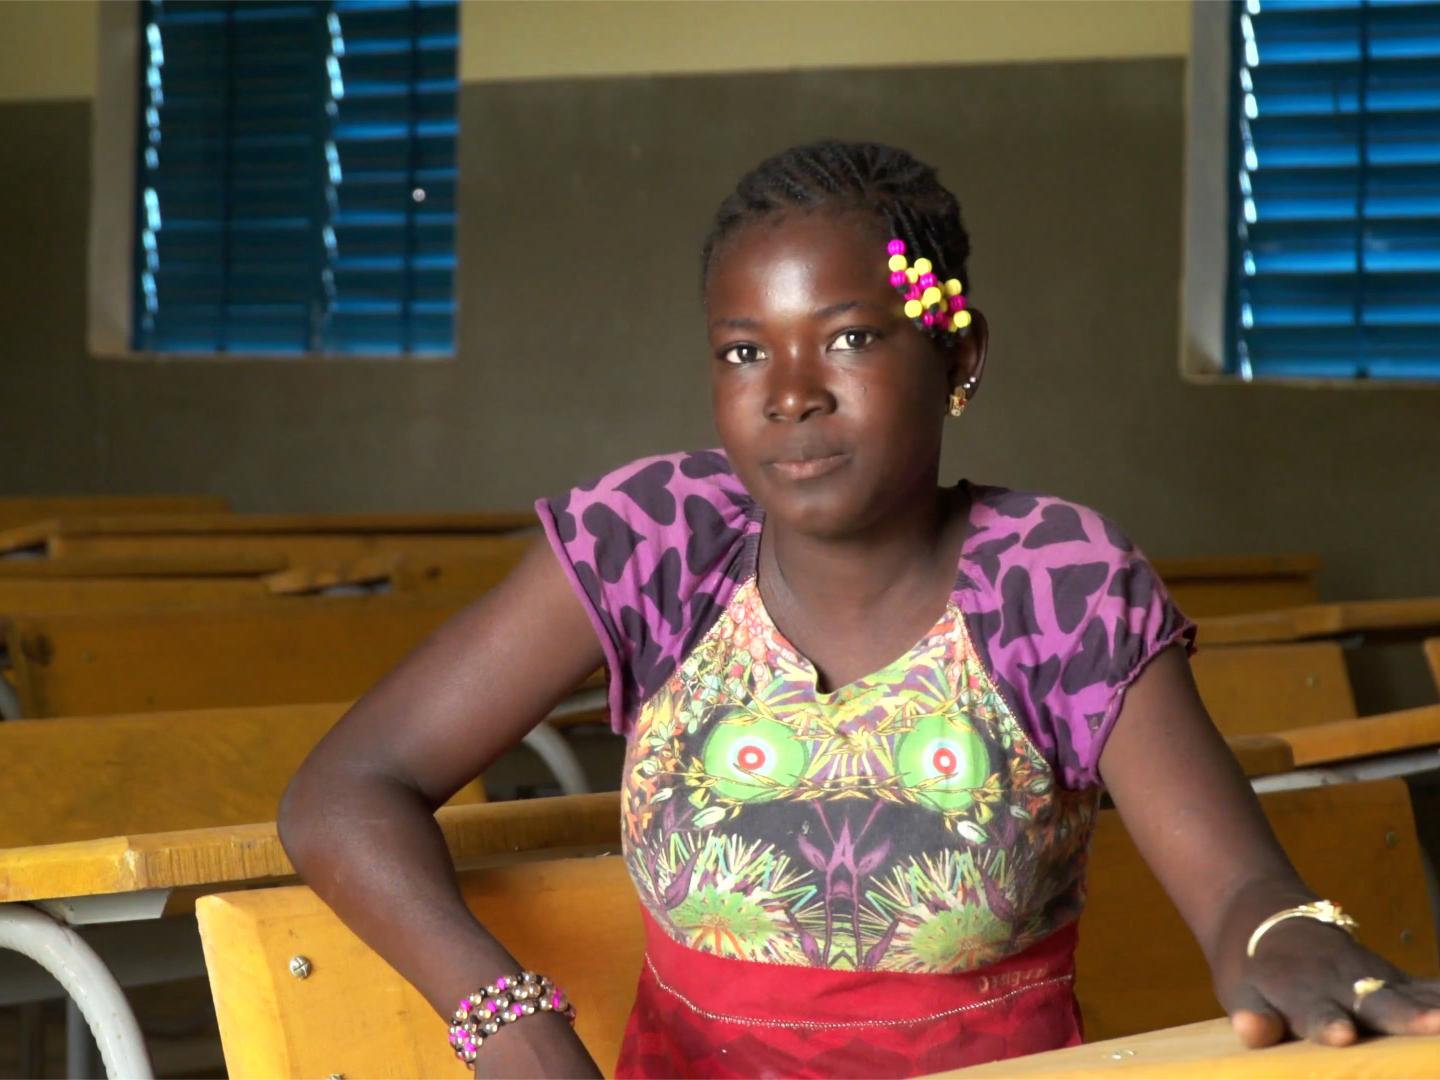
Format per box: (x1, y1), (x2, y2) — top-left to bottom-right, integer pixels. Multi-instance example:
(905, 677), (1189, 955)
(0, 511), (538, 554)
(1198, 598), (1440, 645)
(0, 792), (622, 905)
(942, 1017), (1440, 1078)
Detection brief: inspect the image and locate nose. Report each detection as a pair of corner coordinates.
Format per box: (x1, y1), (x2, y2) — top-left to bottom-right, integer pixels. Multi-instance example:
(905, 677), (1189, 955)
(764, 355), (836, 423)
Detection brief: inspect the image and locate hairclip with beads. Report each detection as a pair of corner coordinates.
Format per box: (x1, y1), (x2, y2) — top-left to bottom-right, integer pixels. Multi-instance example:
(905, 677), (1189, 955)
(886, 239), (971, 337)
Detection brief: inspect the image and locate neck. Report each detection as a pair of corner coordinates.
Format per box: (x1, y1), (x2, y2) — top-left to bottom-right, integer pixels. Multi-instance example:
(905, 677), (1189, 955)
(762, 478), (959, 622)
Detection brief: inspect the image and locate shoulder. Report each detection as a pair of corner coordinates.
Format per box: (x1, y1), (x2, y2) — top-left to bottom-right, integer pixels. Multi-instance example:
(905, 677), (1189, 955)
(539, 449), (755, 583)
(955, 483), (1193, 789)
(959, 484), (1153, 620)
(535, 450), (759, 732)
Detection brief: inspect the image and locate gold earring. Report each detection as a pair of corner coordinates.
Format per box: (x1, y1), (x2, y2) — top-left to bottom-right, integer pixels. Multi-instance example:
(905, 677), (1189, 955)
(948, 387), (968, 418)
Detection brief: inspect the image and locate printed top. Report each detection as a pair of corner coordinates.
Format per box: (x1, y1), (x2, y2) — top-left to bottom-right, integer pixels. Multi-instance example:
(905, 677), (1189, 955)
(537, 450), (1194, 974)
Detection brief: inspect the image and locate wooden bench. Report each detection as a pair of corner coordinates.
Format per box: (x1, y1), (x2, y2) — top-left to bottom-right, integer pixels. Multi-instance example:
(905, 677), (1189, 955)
(1154, 554), (1321, 618)
(946, 1016), (1440, 1077)
(1426, 637), (1440, 697)
(192, 780), (1435, 1078)
(264, 552), (522, 598)
(0, 496), (229, 534)
(1192, 642), (1440, 770)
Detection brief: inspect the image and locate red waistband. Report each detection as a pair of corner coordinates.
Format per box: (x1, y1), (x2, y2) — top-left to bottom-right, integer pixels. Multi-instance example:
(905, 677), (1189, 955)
(639, 908), (1078, 1028)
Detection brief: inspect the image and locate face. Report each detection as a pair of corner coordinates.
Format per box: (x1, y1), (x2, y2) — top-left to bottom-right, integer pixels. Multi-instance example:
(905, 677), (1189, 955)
(704, 210), (987, 539)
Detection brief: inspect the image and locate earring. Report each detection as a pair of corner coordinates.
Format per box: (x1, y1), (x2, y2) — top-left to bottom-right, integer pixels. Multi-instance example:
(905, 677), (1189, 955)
(948, 382), (972, 418)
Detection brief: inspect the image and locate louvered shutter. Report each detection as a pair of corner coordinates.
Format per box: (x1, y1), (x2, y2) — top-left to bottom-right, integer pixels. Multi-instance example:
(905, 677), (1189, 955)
(1230, 0), (1440, 379)
(134, 0), (457, 356)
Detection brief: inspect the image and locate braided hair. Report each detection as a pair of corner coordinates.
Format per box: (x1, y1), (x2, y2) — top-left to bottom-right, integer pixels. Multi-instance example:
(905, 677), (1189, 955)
(701, 140), (971, 295)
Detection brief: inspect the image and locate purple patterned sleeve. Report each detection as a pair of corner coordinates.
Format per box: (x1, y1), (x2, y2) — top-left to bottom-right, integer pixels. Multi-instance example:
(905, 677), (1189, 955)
(534, 450), (756, 737)
(956, 486), (1197, 790)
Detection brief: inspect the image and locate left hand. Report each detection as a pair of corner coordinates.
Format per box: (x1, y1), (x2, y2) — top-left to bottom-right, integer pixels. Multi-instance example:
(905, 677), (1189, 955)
(1214, 918), (1440, 1047)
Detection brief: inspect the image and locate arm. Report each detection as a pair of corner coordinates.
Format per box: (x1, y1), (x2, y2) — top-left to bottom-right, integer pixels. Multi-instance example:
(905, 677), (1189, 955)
(278, 538), (605, 1077)
(1098, 646), (1440, 1047)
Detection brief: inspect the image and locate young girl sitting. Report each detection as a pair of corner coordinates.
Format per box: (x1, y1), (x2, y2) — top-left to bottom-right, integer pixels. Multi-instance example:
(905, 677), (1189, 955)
(279, 140), (1440, 1078)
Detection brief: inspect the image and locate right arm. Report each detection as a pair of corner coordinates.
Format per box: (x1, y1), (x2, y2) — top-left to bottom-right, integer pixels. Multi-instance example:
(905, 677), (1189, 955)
(278, 538), (607, 1077)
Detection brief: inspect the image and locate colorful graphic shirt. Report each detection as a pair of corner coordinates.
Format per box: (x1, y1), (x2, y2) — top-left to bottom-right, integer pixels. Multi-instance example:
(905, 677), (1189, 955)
(537, 450), (1194, 976)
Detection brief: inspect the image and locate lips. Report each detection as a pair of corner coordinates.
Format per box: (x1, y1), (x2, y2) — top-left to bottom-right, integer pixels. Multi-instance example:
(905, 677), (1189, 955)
(767, 450), (850, 481)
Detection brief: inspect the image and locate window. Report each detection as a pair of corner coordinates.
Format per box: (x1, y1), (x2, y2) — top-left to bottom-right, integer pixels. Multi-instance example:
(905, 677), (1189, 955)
(132, 0), (458, 357)
(1227, 0), (1440, 380)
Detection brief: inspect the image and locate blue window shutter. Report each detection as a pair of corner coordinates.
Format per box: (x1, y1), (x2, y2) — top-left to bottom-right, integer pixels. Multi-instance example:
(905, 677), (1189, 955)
(1228, 0), (1440, 380)
(133, 0), (458, 356)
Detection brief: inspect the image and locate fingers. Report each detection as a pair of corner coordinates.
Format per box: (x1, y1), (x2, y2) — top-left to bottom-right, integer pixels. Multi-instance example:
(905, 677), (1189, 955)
(1225, 984), (1286, 1049)
(1353, 983), (1440, 1037)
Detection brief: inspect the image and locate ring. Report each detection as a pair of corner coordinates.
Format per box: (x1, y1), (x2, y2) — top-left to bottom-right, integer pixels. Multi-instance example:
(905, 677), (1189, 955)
(1352, 976), (1387, 1011)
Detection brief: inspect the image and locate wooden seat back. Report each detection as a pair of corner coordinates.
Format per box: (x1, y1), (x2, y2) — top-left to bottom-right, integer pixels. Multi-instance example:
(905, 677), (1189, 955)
(1190, 642), (1357, 736)
(2, 595), (469, 717)
(197, 855), (640, 1079)
(0, 495), (228, 533)
(1426, 637), (1440, 697)
(0, 576), (276, 616)
(1079, 778), (1437, 1040)
(1154, 554), (1321, 618)
(0, 704), (484, 849)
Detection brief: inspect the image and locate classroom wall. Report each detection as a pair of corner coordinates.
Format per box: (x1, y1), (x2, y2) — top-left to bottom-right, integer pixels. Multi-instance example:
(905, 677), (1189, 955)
(2, 1), (1438, 604)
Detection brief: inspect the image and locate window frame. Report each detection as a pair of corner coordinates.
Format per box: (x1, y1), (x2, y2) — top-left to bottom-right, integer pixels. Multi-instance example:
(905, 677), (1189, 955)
(86, 0), (458, 364)
(1179, 0), (1438, 389)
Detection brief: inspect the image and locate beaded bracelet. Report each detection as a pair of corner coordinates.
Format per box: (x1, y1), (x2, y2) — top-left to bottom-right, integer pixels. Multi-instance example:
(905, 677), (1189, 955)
(448, 971), (576, 1065)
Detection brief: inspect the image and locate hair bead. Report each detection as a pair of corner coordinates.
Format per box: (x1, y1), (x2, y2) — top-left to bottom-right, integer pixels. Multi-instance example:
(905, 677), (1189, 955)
(887, 254), (908, 272)
(887, 239), (907, 256)
(904, 299), (923, 318)
(889, 270), (908, 287)
(912, 257), (933, 275)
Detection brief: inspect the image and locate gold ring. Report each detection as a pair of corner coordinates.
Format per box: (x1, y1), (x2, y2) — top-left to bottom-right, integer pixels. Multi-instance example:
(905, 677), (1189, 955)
(1352, 977), (1387, 1011)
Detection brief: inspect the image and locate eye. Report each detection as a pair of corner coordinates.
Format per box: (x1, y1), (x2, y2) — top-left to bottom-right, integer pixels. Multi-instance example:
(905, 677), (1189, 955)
(719, 343), (765, 365)
(829, 328), (878, 352)
(701, 716), (808, 802)
(895, 714), (990, 812)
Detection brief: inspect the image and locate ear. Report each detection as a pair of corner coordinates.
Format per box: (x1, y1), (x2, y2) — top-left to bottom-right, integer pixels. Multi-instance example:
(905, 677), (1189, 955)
(942, 307), (990, 401)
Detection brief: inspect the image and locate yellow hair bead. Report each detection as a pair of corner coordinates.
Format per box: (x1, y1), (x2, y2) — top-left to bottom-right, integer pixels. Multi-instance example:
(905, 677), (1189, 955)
(913, 257), (933, 275)
(888, 254), (908, 272)
(904, 299), (923, 319)
(921, 286), (942, 307)
(952, 310), (973, 329)
(905, 268), (919, 284)
(944, 278), (963, 296)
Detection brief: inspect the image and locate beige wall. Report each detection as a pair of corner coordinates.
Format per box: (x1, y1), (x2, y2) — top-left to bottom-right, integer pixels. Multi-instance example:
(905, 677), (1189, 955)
(0, 0), (97, 102)
(460, 0), (1190, 82)
(1, 0), (1190, 103)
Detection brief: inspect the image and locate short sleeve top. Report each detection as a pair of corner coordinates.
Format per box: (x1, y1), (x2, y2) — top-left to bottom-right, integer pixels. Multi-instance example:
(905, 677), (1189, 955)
(537, 449), (1195, 974)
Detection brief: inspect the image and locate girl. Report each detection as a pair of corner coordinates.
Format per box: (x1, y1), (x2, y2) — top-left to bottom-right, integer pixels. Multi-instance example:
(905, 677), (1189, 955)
(279, 141), (1440, 1078)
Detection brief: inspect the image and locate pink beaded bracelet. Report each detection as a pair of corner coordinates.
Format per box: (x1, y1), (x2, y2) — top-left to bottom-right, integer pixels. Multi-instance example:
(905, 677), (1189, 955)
(447, 971), (576, 1065)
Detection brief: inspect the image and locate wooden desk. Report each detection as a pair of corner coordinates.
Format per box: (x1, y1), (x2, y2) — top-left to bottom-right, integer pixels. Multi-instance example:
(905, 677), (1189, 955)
(1155, 554), (1322, 618)
(1198, 598), (1440, 646)
(0, 793), (621, 1078)
(0, 511), (537, 556)
(943, 1017), (1440, 1078)
(0, 496), (228, 534)
(0, 553), (287, 578)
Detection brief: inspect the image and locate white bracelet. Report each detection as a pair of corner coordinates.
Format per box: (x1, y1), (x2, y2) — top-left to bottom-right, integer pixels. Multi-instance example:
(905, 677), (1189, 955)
(1246, 899), (1358, 959)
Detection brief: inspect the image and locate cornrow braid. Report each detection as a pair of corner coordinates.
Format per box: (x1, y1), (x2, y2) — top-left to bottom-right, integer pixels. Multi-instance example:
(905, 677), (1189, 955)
(700, 140), (971, 295)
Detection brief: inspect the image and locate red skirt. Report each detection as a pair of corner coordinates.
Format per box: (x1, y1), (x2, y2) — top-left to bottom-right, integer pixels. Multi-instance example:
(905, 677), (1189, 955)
(616, 911), (1082, 1078)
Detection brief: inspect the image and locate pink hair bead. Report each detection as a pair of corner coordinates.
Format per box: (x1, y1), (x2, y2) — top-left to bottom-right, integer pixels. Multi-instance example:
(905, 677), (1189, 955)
(889, 271), (907, 287)
(887, 239), (906, 256)
(922, 311), (937, 327)
(905, 285), (922, 301)
(949, 295), (967, 312)
(919, 273), (937, 289)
